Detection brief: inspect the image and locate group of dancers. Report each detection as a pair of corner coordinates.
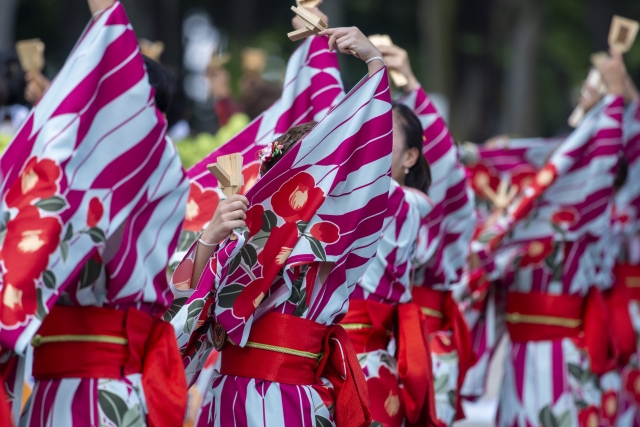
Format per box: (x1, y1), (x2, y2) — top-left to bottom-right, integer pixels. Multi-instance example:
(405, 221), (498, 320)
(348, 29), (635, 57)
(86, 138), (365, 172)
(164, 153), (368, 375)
(0, 0), (639, 427)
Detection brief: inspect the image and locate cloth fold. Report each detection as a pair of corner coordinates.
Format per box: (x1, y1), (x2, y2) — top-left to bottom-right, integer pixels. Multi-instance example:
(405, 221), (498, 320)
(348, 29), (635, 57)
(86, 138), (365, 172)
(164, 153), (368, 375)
(32, 306), (188, 427)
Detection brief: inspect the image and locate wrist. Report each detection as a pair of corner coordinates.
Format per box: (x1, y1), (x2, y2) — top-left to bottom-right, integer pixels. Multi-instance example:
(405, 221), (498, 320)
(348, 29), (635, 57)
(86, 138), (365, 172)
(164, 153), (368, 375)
(200, 228), (222, 245)
(403, 74), (419, 93)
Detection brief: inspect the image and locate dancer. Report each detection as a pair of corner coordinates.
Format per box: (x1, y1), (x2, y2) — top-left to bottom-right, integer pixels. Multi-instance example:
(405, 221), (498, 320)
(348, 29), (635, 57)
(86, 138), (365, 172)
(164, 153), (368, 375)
(172, 27), (392, 427)
(0, 1), (190, 426)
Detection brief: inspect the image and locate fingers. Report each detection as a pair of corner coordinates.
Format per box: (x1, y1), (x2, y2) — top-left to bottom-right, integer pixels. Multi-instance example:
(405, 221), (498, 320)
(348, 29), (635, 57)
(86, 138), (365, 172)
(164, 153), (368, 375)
(222, 210), (247, 221)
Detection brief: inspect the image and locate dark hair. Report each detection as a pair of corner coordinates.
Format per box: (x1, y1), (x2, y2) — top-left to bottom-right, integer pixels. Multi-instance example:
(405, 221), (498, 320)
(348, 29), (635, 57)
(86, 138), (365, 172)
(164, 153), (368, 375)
(241, 78), (282, 120)
(0, 50), (26, 106)
(392, 103), (431, 194)
(261, 121), (317, 175)
(143, 55), (172, 114)
(614, 154), (628, 191)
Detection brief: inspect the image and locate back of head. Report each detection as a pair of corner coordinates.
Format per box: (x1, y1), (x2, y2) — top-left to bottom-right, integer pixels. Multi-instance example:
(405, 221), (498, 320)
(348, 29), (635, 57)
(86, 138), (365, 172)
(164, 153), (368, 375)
(392, 103), (432, 195)
(143, 55), (173, 114)
(260, 121), (316, 175)
(240, 78), (282, 121)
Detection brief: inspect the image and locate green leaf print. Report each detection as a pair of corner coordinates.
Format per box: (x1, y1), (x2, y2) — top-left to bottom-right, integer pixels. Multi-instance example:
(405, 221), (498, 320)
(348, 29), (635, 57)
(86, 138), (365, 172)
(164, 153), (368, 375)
(261, 210), (278, 232)
(217, 284), (245, 309)
(42, 270), (56, 289)
(64, 223), (73, 242)
(539, 405), (557, 427)
(293, 289), (308, 317)
(35, 195), (67, 212)
(240, 244), (258, 266)
(228, 253), (242, 275)
(567, 363), (583, 381)
(557, 410), (572, 427)
(121, 404), (144, 427)
(447, 389), (456, 409)
(99, 389), (129, 427)
(163, 297), (188, 322)
(297, 221), (308, 234)
(379, 352), (392, 368)
(60, 241), (69, 262)
(306, 235), (326, 261)
(434, 373), (450, 394)
(315, 415), (333, 427)
(80, 257), (102, 289)
(183, 299), (205, 334)
(88, 227), (106, 243)
(35, 288), (47, 321)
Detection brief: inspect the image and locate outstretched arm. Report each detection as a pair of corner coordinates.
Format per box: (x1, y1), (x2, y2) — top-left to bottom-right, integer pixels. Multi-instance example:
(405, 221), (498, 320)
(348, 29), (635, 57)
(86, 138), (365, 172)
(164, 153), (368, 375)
(377, 44), (419, 93)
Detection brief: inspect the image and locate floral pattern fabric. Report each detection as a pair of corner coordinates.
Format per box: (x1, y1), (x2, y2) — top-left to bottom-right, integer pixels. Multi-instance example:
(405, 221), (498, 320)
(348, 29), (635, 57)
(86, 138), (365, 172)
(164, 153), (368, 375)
(174, 68), (394, 427)
(0, 3), (189, 425)
(168, 35), (344, 275)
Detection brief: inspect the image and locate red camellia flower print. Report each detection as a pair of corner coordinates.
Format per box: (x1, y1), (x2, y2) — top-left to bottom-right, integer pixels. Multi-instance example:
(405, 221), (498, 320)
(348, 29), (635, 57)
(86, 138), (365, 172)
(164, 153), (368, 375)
(258, 222), (299, 278)
(5, 157), (61, 209)
(600, 390), (618, 426)
(1, 206), (62, 326)
(86, 197), (104, 228)
(551, 207), (579, 227)
(578, 406), (599, 427)
(366, 365), (404, 427)
(184, 182), (220, 232)
(624, 369), (640, 405)
(467, 163), (500, 199)
(272, 172), (325, 223)
(519, 238), (554, 267)
(240, 162), (260, 195)
(245, 204), (264, 239)
(510, 168), (536, 192)
(232, 278), (269, 321)
(309, 221), (340, 244)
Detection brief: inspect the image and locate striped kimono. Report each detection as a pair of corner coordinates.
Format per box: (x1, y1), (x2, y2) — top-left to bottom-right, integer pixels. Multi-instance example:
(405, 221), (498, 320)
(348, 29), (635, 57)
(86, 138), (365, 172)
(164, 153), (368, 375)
(399, 86), (476, 425)
(0, 3), (189, 427)
(171, 68), (393, 427)
(346, 181), (432, 427)
(472, 94), (624, 427)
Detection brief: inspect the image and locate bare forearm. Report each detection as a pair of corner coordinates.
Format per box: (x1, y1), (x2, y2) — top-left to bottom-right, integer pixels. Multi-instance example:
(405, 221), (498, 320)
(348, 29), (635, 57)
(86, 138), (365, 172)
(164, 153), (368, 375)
(190, 242), (217, 289)
(88, 0), (114, 17)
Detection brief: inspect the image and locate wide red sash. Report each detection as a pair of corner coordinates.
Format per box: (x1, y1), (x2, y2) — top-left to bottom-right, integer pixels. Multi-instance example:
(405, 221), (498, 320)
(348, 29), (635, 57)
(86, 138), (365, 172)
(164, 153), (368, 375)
(220, 312), (371, 427)
(411, 286), (476, 421)
(0, 353), (14, 427)
(32, 306), (188, 427)
(606, 263), (640, 366)
(340, 299), (395, 353)
(506, 290), (616, 374)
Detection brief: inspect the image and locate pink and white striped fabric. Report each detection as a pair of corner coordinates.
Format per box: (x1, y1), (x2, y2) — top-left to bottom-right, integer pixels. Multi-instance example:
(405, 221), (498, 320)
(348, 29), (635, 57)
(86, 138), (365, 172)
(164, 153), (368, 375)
(399, 86), (475, 290)
(169, 36), (344, 272)
(476, 95), (625, 427)
(172, 67), (393, 427)
(0, 3), (189, 426)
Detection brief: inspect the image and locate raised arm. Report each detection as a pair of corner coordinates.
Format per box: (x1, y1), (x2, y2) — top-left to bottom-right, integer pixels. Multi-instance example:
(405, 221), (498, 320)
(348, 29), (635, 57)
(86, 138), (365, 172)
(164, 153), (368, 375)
(87, 0), (115, 17)
(318, 27), (384, 77)
(377, 44), (419, 93)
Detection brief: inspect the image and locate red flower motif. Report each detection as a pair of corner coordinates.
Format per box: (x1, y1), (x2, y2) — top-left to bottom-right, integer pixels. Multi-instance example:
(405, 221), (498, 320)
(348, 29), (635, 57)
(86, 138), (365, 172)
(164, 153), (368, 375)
(231, 278), (269, 321)
(245, 205), (264, 239)
(467, 163), (500, 199)
(258, 222), (299, 277)
(551, 208), (579, 227)
(578, 406), (599, 427)
(624, 369), (640, 405)
(1, 206), (62, 326)
(272, 172), (325, 223)
(86, 197), (104, 228)
(519, 238), (554, 267)
(510, 168), (536, 192)
(600, 390), (618, 426)
(309, 221), (340, 244)
(240, 162), (260, 195)
(184, 182), (220, 232)
(172, 258), (194, 291)
(366, 365), (404, 427)
(428, 331), (456, 356)
(5, 157), (61, 209)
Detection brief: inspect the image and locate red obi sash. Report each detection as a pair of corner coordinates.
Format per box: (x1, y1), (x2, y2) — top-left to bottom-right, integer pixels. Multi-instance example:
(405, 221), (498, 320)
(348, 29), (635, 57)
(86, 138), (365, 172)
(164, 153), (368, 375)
(411, 286), (476, 422)
(31, 306), (188, 427)
(340, 300), (395, 353)
(0, 353), (14, 426)
(506, 290), (616, 374)
(606, 263), (640, 366)
(220, 312), (371, 427)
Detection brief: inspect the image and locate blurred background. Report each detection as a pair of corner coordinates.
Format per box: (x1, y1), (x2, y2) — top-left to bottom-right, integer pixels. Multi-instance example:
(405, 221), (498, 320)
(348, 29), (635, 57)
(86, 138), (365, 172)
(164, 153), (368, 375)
(2, 0), (640, 147)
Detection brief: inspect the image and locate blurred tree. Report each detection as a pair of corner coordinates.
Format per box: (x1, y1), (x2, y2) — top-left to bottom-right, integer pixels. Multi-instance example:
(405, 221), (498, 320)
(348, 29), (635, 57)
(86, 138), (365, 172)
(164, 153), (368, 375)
(0, 0), (19, 50)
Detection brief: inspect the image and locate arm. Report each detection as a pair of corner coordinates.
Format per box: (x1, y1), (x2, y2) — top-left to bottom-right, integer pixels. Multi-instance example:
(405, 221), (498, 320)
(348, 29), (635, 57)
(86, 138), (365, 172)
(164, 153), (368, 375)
(376, 44), (419, 93)
(318, 27), (384, 77)
(190, 194), (248, 289)
(87, 0), (115, 17)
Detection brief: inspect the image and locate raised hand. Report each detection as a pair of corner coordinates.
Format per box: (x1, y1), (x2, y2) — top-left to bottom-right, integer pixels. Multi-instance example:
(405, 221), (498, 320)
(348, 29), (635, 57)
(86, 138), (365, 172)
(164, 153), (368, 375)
(376, 44), (419, 92)
(318, 27), (384, 76)
(87, 0), (115, 17)
(598, 50), (627, 96)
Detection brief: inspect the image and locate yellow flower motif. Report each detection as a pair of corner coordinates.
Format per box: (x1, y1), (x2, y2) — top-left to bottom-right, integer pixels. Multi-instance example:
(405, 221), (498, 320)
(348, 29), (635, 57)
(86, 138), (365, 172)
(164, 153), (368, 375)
(276, 247), (292, 265)
(18, 230), (46, 253)
(253, 292), (265, 308)
(3, 284), (23, 310)
(21, 169), (39, 195)
(185, 198), (199, 221)
(384, 391), (400, 417)
(289, 185), (309, 210)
